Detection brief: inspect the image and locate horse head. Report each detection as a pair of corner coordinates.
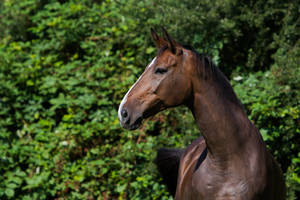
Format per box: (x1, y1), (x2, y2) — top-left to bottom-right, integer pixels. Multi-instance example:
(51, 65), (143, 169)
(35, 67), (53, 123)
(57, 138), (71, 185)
(118, 28), (194, 130)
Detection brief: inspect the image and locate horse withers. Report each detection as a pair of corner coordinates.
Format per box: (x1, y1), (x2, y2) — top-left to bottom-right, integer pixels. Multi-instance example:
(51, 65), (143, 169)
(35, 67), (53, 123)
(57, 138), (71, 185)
(118, 28), (286, 199)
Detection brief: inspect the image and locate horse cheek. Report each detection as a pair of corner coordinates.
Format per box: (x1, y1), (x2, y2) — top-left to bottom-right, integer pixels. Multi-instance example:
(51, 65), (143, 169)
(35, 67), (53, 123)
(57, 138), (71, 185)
(162, 77), (185, 106)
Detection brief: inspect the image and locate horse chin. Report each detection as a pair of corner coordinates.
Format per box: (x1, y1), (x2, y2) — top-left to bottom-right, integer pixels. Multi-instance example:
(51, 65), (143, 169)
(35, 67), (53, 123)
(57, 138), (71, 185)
(129, 116), (143, 130)
(122, 116), (143, 130)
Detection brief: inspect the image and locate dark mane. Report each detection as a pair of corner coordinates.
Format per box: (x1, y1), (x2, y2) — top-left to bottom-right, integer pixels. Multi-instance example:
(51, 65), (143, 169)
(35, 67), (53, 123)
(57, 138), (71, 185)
(182, 44), (244, 108)
(182, 44), (217, 80)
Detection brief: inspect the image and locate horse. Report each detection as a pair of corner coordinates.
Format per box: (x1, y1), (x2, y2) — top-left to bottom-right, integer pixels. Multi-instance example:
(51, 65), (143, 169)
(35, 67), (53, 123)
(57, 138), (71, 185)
(118, 28), (286, 199)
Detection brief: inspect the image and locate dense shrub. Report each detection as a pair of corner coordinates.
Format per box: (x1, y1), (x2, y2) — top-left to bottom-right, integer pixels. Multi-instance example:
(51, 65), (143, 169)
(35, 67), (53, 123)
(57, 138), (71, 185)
(0, 0), (299, 199)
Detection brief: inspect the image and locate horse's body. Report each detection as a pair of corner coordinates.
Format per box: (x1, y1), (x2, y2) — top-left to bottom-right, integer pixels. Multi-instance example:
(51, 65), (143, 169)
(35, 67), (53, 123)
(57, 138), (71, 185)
(118, 28), (286, 199)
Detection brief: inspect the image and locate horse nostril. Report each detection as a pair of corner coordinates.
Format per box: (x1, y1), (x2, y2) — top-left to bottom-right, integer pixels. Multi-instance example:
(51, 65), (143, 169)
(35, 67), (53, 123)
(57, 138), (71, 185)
(121, 109), (128, 119)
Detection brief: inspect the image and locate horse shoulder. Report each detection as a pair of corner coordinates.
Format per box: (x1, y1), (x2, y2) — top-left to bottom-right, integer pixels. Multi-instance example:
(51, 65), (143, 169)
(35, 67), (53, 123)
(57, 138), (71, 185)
(175, 137), (206, 199)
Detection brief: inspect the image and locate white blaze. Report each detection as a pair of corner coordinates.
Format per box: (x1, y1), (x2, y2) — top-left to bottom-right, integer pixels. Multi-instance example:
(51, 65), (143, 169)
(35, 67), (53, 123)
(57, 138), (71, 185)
(118, 57), (157, 120)
(147, 56), (157, 69)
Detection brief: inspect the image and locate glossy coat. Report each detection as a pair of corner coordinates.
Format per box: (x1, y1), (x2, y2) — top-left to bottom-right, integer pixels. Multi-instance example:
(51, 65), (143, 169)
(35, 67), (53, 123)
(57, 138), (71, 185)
(118, 28), (286, 199)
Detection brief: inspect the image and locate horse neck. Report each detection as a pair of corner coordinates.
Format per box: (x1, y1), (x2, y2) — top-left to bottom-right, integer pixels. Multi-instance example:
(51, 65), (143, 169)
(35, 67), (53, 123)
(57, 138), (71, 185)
(189, 70), (258, 162)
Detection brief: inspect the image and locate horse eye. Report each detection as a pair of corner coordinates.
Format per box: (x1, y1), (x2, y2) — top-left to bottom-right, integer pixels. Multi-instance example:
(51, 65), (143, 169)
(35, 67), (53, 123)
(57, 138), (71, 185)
(155, 68), (168, 74)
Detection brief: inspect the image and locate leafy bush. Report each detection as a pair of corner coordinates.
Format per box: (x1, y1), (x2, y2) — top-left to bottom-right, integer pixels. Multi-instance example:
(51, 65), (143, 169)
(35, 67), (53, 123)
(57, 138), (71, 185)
(0, 0), (299, 199)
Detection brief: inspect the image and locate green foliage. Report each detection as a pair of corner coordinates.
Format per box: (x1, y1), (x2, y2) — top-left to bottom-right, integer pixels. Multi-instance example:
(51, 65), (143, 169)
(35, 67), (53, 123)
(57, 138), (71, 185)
(0, 0), (299, 199)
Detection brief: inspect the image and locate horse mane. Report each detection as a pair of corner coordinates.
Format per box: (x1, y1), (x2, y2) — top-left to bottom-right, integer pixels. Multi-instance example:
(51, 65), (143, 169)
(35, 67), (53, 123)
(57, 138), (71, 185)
(181, 44), (217, 80)
(182, 45), (245, 108)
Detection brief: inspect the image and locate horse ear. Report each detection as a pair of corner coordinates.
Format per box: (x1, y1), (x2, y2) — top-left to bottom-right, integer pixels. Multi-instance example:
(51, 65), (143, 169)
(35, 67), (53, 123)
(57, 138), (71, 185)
(151, 28), (167, 49)
(161, 27), (177, 54)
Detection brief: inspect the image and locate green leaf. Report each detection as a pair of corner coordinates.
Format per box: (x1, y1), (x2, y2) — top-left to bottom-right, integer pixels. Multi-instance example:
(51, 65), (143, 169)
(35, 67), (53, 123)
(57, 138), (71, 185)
(5, 188), (14, 197)
(146, 47), (155, 54)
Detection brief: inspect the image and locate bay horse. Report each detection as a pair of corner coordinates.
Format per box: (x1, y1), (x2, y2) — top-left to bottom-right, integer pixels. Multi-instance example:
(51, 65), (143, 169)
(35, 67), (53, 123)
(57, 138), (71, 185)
(118, 28), (286, 199)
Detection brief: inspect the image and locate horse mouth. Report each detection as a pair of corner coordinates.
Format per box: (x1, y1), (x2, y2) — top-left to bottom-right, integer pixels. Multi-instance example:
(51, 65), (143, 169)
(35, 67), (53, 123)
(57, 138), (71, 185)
(129, 117), (143, 130)
(122, 116), (143, 130)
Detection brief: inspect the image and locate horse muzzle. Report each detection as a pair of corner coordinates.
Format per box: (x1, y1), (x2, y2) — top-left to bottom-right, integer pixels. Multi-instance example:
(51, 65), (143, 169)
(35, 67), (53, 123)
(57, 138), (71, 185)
(118, 107), (143, 130)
